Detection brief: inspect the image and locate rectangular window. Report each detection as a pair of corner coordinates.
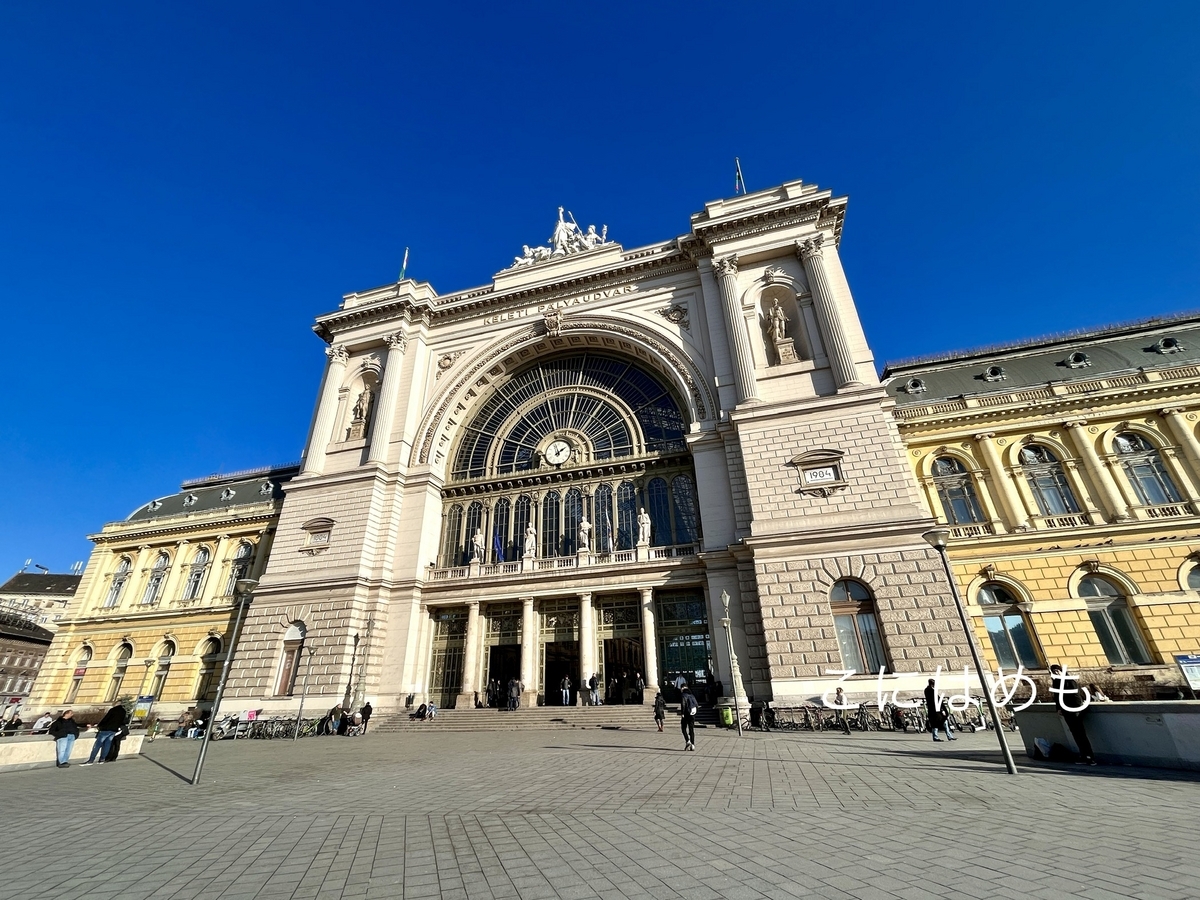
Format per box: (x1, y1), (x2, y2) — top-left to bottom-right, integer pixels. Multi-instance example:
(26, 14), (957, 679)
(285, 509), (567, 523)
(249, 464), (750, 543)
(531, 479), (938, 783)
(833, 614), (865, 673)
(64, 677), (83, 704)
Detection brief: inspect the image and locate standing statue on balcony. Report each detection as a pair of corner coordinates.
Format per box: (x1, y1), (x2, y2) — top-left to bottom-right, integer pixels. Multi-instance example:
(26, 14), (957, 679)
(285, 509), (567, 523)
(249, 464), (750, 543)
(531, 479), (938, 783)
(523, 522), (537, 558)
(637, 508), (651, 545)
(578, 517), (592, 552)
(471, 529), (485, 562)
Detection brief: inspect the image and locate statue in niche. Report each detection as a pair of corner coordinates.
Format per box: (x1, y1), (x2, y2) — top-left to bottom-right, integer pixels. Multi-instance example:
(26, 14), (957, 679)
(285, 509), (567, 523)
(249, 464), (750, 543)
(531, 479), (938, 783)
(578, 517), (592, 552)
(471, 529), (485, 562)
(524, 522), (537, 558)
(348, 386), (374, 439)
(768, 299), (799, 365)
(637, 508), (651, 546)
(769, 300), (788, 342)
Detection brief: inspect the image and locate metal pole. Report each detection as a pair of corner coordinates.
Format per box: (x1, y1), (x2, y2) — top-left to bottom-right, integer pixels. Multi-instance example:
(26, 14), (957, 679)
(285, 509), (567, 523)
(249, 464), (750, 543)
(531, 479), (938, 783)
(342, 633), (359, 710)
(722, 618), (743, 737)
(292, 644), (310, 743)
(192, 581), (255, 786)
(926, 535), (1018, 775)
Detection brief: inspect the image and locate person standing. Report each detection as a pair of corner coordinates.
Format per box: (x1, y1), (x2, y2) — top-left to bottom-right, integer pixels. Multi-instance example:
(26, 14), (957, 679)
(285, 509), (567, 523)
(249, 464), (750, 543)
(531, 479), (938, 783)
(1050, 664), (1095, 765)
(635, 672), (645, 704)
(359, 702), (373, 733)
(589, 673), (599, 706)
(559, 675), (571, 706)
(653, 692), (666, 732)
(105, 722), (131, 762)
(327, 703), (344, 736)
(924, 678), (954, 742)
(82, 703), (128, 766)
(680, 684), (698, 751)
(48, 710), (79, 768)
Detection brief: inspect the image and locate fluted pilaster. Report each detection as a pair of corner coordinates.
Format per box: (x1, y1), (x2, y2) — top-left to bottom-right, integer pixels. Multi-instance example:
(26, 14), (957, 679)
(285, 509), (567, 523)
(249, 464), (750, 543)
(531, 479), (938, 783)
(797, 235), (861, 389)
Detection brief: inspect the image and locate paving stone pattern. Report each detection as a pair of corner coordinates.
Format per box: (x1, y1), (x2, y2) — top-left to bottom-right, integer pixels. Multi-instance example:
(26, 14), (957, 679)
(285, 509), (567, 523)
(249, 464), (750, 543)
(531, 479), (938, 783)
(2, 725), (1197, 900)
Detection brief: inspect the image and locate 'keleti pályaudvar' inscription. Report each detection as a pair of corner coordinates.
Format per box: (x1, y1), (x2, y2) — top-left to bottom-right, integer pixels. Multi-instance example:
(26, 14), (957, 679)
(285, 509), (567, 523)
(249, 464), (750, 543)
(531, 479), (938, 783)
(483, 283), (637, 326)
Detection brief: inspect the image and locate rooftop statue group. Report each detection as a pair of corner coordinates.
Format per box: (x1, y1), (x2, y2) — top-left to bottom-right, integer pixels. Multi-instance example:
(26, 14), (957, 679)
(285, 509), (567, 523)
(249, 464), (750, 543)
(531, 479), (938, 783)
(509, 207), (610, 269)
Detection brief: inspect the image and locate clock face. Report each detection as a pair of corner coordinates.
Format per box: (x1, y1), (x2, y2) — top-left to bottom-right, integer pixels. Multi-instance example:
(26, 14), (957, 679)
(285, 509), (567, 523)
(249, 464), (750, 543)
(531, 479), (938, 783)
(545, 439), (571, 466)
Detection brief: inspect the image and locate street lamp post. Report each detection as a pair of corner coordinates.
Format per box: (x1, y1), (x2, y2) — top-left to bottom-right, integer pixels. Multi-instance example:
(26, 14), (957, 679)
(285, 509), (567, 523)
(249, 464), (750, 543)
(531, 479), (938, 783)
(192, 577), (257, 786)
(720, 591), (743, 737)
(292, 643), (310, 743)
(342, 633), (360, 710)
(922, 530), (1018, 775)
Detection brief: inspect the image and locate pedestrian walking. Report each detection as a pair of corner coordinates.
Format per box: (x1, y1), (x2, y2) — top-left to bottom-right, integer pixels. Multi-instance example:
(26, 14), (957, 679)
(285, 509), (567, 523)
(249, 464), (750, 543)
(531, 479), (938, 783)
(924, 679), (954, 742)
(327, 703), (344, 735)
(653, 691), (666, 732)
(635, 671), (646, 704)
(832, 686), (851, 735)
(48, 710), (79, 768)
(1050, 664), (1095, 765)
(359, 702), (373, 732)
(560, 675), (571, 706)
(508, 678), (522, 710)
(589, 673), (599, 706)
(680, 684), (698, 751)
(82, 703), (128, 765)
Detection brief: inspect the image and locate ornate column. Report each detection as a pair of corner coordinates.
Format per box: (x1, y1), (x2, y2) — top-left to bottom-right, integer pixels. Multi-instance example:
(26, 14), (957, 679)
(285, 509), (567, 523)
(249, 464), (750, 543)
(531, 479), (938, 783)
(973, 433), (1029, 531)
(1161, 408), (1200, 499)
(456, 601), (481, 708)
(639, 587), (660, 703)
(711, 254), (760, 403)
(300, 345), (350, 476)
(578, 592), (594, 705)
(519, 597), (537, 706)
(366, 332), (407, 465)
(796, 235), (862, 389)
(1064, 420), (1130, 522)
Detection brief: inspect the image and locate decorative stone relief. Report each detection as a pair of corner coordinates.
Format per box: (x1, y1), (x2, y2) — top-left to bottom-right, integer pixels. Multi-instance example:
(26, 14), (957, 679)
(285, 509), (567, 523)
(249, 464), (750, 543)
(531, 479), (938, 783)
(712, 254), (739, 278)
(655, 304), (690, 330)
(326, 345), (350, 364)
(762, 266), (788, 284)
(385, 332), (408, 353)
(543, 308), (564, 337)
(503, 207), (612, 270)
(435, 351), (466, 379)
(787, 448), (848, 498)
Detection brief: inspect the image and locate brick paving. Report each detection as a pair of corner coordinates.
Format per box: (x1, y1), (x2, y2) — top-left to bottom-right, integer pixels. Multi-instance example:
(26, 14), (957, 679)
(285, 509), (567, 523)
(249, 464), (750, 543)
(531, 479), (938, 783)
(2, 724), (1197, 899)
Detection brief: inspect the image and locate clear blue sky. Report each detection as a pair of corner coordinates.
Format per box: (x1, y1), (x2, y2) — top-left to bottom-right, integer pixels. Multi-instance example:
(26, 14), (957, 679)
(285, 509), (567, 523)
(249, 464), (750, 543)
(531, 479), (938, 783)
(2, 3), (1198, 575)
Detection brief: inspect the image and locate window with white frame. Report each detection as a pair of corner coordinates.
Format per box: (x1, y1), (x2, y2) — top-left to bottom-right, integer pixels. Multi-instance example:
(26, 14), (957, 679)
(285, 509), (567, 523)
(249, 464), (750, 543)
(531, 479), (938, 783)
(1078, 575), (1153, 665)
(931, 457), (986, 525)
(182, 547), (211, 601)
(1019, 445), (1081, 516)
(141, 553), (170, 605)
(104, 558), (132, 608)
(977, 583), (1041, 669)
(224, 542), (254, 596)
(1113, 432), (1182, 506)
(105, 643), (133, 702)
(830, 579), (889, 674)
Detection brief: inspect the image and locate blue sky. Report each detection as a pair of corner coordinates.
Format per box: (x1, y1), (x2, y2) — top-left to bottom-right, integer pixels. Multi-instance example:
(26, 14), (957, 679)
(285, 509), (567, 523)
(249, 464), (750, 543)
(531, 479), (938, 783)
(2, 3), (1198, 574)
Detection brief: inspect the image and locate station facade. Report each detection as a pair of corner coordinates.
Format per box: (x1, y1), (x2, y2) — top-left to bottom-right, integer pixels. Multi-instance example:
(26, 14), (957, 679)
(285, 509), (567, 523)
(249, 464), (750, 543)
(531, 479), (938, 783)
(223, 181), (971, 714)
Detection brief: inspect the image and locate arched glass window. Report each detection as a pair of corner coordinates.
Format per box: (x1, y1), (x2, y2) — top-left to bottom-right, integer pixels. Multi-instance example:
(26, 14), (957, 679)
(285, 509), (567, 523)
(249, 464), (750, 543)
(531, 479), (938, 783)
(1114, 432), (1182, 506)
(1019, 445), (1080, 517)
(512, 496), (531, 558)
(1079, 575), (1153, 665)
(594, 483), (614, 553)
(931, 457), (986, 525)
(195, 637), (222, 701)
(64, 646), (93, 703)
(492, 498), (511, 562)
(464, 501), (484, 564)
(442, 505), (464, 567)
(672, 475), (699, 545)
(104, 558), (132, 608)
(182, 548), (210, 601)
(105, 643), (133, 702)
(150, 641), (175, 700)
(141, 553), (169, 605)
(977, 583), (1041, 669)
(224, 542), (254, 596)
(275, 623), (306, 697)
(1187, 564), (1200, 591)
(616, 482), (637, 550)
(563, 488), (583, 555)
(647, 478), (671, 546)
(829, 580), (888, 674)
(541, 491), (561, 558)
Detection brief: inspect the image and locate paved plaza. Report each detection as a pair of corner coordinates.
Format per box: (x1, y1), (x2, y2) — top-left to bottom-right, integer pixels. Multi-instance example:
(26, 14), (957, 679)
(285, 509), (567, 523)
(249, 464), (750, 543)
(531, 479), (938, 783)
(2, 722), (1197, 900)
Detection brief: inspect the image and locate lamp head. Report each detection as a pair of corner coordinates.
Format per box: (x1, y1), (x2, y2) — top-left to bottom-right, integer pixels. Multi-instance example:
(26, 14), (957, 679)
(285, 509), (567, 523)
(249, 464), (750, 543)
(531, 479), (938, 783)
(234, 577), (259, 597)
(720, 590), (730, 613)
(922, 529), (951, 550)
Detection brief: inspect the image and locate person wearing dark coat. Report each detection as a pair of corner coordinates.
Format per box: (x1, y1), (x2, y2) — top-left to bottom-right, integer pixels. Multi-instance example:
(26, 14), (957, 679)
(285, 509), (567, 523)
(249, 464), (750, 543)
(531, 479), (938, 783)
(653, 692), (666, 732)
(924, 679), (954, 742)
(359, 702), (373, 733)
(105, 723), (131, 762)
(83, 704), (128, 765)
(1051, 664), (1096, 765)
(48, 711), (80, 768)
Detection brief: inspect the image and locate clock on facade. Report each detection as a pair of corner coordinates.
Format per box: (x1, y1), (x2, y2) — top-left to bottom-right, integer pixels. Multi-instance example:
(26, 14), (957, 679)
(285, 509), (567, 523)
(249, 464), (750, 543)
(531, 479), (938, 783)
(545, 439), (571, 466)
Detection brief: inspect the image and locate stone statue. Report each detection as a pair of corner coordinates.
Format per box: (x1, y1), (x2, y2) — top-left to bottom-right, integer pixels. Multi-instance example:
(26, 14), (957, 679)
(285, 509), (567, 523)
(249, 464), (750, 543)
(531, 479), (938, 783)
(637, 507), (651, 545)
(471, 529), (485, 562)
(550, 206), (580, 255)
(502, 210), (610, 271)
(580, 224), (604, 250)
(578, 517), (592, 552)
(352, 387), (374, 423)
(769, 300), (788, 343)
(524, 522), (537, 558)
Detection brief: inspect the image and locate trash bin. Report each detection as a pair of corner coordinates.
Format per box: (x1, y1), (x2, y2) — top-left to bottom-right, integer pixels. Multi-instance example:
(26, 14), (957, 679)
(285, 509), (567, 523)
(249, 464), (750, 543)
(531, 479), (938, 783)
(719, 707), (734, 728)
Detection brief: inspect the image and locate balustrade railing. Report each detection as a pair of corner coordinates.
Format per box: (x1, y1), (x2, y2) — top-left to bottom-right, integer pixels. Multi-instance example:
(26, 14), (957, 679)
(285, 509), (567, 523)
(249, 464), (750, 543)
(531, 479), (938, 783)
(427, 544), (701, 582)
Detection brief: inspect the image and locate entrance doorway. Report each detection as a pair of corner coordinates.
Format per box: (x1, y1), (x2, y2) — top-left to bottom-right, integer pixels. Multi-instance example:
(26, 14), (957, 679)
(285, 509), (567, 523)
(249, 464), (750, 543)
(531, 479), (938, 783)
(486, 645), (520, 707)
(603, 637), (644, 704)
(543, 641), (579, 705)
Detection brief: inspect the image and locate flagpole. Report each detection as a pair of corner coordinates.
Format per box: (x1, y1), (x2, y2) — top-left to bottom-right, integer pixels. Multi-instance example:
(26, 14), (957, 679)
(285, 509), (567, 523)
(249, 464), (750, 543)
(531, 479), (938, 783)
(735, 157), (746, 195)
(398, 247), (409, 282)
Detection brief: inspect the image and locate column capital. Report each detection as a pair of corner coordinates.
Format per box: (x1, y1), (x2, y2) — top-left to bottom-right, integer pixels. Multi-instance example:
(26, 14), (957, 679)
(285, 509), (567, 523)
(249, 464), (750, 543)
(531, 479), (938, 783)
(973, 432), (997, 442)
(520, 596), (535, 606)
(1063, 418), (1089, 429)
(712, 254), (739, 278)
(1161, 406), (1188, 417)
(466, 599), (480, 610)
(326, 344), (350, 364)
(638, 586), (654, 601)
(577, 591), (592, 603)
(384, 332), (408, 353)
(796, 233), (825, 260)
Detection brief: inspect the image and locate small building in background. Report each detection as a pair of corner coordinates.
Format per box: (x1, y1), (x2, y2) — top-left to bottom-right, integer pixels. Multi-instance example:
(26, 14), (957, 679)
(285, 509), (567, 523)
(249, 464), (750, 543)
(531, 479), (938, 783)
(0, 611), (55, 716)
(0, 572), (81, 632)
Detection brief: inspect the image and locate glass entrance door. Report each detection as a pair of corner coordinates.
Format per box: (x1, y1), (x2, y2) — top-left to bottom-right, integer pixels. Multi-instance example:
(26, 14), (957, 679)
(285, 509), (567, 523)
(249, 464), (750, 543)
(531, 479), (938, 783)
(657, 590), (712, 704)
(602, 637), (644, 704)
(543, 641), (579, 705)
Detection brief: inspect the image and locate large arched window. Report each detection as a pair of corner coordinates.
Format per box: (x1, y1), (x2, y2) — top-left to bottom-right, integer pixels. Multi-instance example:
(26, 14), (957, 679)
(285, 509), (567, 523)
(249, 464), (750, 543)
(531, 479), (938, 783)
(194, 637), (222, 702)
(1078, 575), (1153, 665)
(1114, 432), (1182, 506)
(616, 482), (637, 550)
(141, 553), (170, 606)
(224, 542), (254, 597)
(442, 504), (464, 567)
(977, 583), (1041, 669)
(150, 641), (176, 699)
(464, 501), (484, 563)
(830, 580), (888, 674)
(182, 548), (211, 601)
(1019, 445), (1080, 517)
(672, 475), (699, 545)
(105, 643), (133, 702)
(931, 457), (986, 525)
(64, 646), (92, 703)
(104, 558), (132, 608)
(541, 491), (561, 558)
(563, 488), (583, 555)
(275, 623), (306, 697)
(492, 498), (511, 562)
(593, 483), (614, 553)
(512, 496), (532, 559)
(646, 478), (671, 547)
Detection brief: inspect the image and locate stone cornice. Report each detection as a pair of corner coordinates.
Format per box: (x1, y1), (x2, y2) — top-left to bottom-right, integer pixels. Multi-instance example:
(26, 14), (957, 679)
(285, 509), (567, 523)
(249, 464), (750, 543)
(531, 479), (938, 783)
(691, 194), (846, 248)
(89, 506), (280, 546)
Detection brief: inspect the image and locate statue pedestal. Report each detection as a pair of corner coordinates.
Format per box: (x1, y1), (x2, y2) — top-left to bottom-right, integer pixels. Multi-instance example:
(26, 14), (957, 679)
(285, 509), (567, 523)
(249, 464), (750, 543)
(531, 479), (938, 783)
(521, 555), (534, 573)
(635, 541), (649, 563)
(773, 337), (798, 365)
(468, 559), (481, 578)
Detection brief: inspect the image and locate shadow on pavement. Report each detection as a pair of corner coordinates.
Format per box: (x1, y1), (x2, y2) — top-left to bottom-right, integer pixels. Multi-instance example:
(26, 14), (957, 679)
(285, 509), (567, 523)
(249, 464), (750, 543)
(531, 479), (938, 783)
(137, 747), (194, 784)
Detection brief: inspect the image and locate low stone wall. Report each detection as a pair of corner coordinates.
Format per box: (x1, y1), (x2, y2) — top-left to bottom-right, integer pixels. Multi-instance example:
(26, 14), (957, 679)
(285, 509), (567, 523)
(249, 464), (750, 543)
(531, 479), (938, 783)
(1014, 701), (1200, 771)
(0, 733), (145, 772)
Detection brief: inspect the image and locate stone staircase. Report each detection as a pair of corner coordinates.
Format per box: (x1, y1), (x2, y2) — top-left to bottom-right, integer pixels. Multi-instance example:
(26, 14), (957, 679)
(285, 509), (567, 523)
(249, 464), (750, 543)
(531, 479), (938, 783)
(372, 704), (721, 733)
